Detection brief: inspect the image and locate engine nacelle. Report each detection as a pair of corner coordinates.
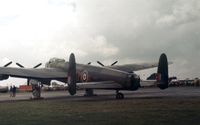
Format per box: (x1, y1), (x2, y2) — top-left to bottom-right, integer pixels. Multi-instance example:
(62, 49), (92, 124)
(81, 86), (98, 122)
(0, 75), (9, 80)
(128, 74), (140, 90)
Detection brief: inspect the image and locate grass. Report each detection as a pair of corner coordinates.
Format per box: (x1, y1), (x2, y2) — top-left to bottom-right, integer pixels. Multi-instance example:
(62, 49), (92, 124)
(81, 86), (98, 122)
(0, 97), (200, 125)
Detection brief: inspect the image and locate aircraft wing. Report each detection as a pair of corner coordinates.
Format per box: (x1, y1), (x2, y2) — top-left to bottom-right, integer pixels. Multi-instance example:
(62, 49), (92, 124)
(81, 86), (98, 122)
(77, 81), (123, 89)
(0, 67), (67, 79)
(110, 62), (172, 72)
(109, 62), (158, 72)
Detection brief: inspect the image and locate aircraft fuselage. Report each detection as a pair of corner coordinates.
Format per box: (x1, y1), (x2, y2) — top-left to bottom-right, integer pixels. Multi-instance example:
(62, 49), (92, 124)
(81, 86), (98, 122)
(47, 61), (140, 90)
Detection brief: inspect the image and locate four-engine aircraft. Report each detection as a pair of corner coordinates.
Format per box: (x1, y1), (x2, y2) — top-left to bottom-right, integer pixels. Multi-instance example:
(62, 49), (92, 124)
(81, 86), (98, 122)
(0, 53), (169, 99)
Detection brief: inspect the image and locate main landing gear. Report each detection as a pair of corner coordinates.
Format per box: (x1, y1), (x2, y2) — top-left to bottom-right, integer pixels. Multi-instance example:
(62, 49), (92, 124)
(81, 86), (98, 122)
(116, 90), (124, 99)
(30, 80), (43, 100)
(32, 84), (42, 99)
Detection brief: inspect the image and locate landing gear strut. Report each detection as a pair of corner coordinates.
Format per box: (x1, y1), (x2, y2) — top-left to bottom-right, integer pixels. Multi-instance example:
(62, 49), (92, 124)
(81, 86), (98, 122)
(116, 90), (124, 99)
(30, 80), (43, 99)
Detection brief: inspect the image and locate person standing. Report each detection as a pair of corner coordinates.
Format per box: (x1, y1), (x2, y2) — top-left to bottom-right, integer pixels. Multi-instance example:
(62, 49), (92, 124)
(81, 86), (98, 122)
(9, 86), (13, 97)
(12, 85), (17, 97)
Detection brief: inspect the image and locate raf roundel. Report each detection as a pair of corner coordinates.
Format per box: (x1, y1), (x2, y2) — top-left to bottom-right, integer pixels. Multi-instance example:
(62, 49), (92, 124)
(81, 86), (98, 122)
(81, 70), (88, 82)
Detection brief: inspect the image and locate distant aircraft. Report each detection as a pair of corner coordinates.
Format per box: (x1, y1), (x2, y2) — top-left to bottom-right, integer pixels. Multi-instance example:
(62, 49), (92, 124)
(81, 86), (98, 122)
(0, 53), (169, 99)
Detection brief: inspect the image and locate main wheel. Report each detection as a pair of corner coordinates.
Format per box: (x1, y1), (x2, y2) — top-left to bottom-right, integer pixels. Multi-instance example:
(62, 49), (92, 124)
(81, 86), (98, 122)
(116, 92), (124, 99)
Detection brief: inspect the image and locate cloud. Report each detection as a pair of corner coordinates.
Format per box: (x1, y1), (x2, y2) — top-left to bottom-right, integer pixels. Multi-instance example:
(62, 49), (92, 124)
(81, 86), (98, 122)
(73, 0), (200, 78)
(0, 0), (200, 86)
(156, 0), (200, 27)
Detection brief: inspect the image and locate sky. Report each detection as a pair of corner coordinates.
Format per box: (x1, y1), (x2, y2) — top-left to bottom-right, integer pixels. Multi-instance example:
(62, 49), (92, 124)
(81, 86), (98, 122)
(0, 0), (200, 86)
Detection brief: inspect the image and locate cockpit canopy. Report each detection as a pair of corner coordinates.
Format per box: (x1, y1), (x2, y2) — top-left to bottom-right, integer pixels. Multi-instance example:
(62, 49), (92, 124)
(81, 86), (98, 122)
(45, 58), (65, 68)
(49, 58), (65, 63)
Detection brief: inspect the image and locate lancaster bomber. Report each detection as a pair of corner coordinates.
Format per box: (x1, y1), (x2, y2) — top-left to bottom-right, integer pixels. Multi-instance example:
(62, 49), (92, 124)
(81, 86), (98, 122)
(0, 53), (169, 99)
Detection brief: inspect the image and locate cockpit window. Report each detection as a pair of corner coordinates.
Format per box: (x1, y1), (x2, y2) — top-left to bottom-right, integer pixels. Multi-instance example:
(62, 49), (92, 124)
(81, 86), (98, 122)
(49, 58), (65, 63)
(45, 58), (65, 68)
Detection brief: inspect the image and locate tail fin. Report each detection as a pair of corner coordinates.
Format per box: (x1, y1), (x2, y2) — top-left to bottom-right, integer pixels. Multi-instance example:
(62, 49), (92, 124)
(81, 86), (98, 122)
(156, 53), (169, 89)
(68, 53), (77, 95)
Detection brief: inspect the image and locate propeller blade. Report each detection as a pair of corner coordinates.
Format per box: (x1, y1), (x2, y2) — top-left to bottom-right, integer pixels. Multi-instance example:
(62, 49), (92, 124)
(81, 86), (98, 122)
(4, 61), (12, 67)
(33, 63), (42, 68)
(111, 61), (118, 66)
(16, 63), (25, 68)
(97, 61), (104, 67)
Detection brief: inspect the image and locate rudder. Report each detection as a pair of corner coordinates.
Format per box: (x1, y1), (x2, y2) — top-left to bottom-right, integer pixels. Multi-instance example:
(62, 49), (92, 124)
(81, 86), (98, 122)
(156, 53), (169, 89)
(68, 53), (77, 95)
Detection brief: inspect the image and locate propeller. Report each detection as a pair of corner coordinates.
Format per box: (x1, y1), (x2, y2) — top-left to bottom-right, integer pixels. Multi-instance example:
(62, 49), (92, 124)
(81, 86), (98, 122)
(15, 62), (42, 86)
(3, 61), (12, 67)
(111, 61), (118, 66)
(16, 63), (42, 69)
(33, 63), (42, 68)
(16, 63), (24, 68)
(97, 61), (105, 67)
(87, 62), (91, 65)
(97, 61), (118, 67)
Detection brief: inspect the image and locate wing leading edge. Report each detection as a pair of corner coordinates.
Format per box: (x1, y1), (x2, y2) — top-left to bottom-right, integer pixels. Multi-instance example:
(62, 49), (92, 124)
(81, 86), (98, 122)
(110, 62), (172, 72)
(0, 67), (67, 79)
(109, 63), (158, 72)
